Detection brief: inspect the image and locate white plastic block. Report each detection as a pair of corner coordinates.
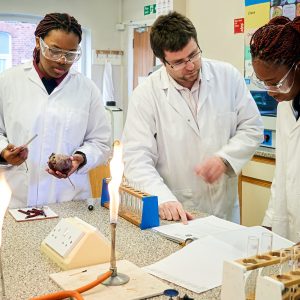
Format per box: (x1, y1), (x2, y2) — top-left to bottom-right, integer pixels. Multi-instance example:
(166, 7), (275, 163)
(44, 218), (85, 258)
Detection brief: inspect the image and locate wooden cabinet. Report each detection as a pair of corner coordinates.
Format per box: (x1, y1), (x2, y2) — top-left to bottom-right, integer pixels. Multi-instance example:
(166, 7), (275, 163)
(240, 156), (275, 226)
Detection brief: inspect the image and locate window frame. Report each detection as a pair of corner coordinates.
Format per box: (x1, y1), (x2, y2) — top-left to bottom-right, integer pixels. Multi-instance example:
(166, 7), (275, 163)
(0, 31), (12, 72)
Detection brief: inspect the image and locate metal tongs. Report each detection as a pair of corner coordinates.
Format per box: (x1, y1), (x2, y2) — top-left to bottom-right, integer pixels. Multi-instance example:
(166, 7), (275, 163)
(22, 134), (38, 172)
(23, 134), (38, 148)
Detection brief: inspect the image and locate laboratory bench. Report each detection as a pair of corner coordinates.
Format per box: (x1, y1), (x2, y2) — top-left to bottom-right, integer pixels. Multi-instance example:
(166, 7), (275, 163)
(254, 146), (275, 160)
(1, 201), (222, 300)
(0, 147), (275, 299)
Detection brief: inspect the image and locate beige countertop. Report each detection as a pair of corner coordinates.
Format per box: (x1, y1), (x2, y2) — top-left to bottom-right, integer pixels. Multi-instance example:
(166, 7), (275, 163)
(1, 201), (221, 300)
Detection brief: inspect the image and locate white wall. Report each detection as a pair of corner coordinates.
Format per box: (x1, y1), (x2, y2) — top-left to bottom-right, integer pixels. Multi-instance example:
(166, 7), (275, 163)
(122, 0), (156, 23)
(120, 0), (245, 113)
(121, 0), (156, 115)
(0, 0), (246, 111)
(0, 0), (124, 107)
(0, 0), (121, 49)
(186, 0), (245, 74)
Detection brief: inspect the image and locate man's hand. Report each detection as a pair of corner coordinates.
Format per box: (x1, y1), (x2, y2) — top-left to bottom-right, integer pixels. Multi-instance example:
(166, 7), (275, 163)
(195, 156), (226, 184)
(159, 201), (194, 224)
(46, 154), (84, 178)
(1, 144), (28, 166)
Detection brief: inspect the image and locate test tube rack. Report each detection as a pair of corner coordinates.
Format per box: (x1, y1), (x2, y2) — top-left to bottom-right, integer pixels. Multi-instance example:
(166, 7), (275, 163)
(256, 270), (300, 300)
(221, 248), (300, 300)
(100, 178), (160, 230)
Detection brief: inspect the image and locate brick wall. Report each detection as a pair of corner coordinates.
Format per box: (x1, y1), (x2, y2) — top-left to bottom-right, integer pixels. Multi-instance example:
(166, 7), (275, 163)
(0, 21), (36, 66)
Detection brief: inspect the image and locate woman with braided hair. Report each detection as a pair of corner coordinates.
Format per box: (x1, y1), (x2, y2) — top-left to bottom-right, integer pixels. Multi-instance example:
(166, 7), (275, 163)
(250, 16), (300, 242)
(0, 13), (111, 208)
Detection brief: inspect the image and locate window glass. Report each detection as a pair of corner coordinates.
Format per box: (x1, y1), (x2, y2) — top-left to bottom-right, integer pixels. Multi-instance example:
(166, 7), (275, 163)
(0, 59), (6, 73)
(0, 30), (11, 73)
(0, 32), (9, 54)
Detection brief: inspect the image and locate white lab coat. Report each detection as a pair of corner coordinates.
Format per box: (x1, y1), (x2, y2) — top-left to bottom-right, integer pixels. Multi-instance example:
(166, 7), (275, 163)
(0, 61), (111, 208)
(123, 59), (263, 222)
(102, 60), (115, 105)
(263, 101), (300, 242)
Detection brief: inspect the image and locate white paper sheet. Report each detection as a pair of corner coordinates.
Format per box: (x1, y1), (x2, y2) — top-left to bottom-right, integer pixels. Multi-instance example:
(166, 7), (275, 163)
(146, 224), (294, 294)
(152, 215), (244, 243)
(145, 236), (243, 293)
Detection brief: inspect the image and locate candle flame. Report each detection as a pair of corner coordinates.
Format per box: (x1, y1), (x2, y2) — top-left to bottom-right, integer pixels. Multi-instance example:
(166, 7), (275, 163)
(108, 140), (124, 223)
(0, 173), (11, 247)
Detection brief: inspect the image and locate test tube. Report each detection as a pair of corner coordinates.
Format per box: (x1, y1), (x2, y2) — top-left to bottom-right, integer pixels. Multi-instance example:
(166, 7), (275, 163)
(259, 232), (273, 256)
(279, 248), (293, 276)
(247, 236), (259, 257)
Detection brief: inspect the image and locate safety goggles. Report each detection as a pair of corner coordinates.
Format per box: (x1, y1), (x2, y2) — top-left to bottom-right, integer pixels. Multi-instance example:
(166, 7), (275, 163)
(39, 37), (81, 64)
(250, 63), (297, 94)
(164, 48), (202, 71)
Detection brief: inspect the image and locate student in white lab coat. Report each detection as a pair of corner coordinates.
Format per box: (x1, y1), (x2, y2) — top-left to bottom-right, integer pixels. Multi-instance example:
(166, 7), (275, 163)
(0, 13), (111, 208)
(122, 12), (263, 224)
(250, 16), (300, 242)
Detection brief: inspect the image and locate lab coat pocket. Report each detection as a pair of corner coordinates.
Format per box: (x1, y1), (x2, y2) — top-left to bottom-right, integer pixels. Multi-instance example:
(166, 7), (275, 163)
(208, 175), (236, 220)
(216, 112), (237, 143)
(65, 109), (89, 150)
(286, 191), (300, 217)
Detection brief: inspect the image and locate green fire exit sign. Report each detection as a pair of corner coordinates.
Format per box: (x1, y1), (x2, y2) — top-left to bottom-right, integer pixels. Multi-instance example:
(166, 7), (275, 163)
(144, 4), (156, 15)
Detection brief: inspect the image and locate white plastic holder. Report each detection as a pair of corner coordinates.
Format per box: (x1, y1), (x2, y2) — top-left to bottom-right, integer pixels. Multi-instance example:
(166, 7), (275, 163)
(255, 275), (284, 300)
(41, 217), (111, 270)
(221, 259), (286, 300)
(221, 260), (247, 300)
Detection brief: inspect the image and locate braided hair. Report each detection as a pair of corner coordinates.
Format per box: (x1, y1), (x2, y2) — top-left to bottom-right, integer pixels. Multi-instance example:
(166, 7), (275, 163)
(33, 13), (82, 59)
(250, 16), (300, 67)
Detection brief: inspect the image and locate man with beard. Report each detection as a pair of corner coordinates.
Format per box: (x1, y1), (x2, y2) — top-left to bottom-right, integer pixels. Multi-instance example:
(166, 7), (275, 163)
(122, 12), (263, 224)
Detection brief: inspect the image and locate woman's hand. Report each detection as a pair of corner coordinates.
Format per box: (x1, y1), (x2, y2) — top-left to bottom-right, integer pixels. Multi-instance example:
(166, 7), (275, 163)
(1, 144), (28, 165)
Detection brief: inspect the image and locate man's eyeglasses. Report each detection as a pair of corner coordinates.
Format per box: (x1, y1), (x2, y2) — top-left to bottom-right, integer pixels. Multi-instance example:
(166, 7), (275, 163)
(164, 49), (202, 71)
(39, 37), (81, 64)
(250, 63), (297, 94)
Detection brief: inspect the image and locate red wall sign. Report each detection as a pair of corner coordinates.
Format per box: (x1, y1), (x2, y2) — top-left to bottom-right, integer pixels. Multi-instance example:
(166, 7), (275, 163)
(234, 18), (244, 34)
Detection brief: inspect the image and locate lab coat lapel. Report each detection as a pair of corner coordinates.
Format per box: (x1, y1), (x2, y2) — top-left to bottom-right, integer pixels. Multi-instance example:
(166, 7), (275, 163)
(25, 61), (71, 95)
(25, 62), (46, 90)
(161, 68), (200, 136)
(198, 62), (213, 113)
(292, 120), (300, 132)
(285, 102), (300, 134)
(51, 72), (71, 95)
(291, 111), (300, 132)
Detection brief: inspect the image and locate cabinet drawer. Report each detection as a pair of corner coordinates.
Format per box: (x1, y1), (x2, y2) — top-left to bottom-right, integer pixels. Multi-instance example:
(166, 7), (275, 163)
(242, 160), (275, 182)
(241, 181), (271, 226)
